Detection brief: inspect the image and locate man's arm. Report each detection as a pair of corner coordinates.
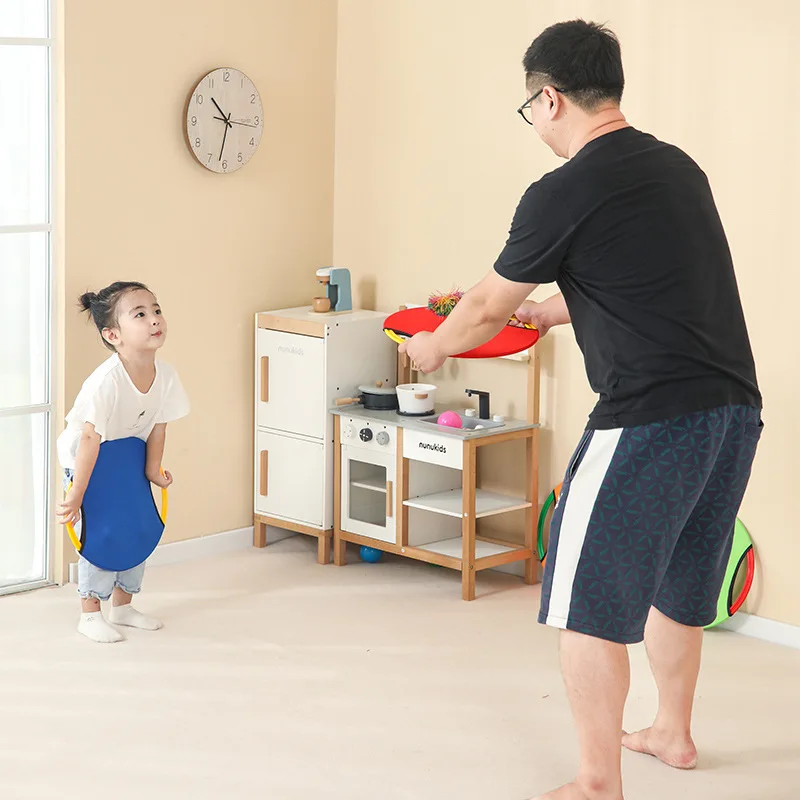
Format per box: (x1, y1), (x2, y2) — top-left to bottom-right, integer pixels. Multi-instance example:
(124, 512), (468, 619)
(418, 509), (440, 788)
(427, 270), (538, 358)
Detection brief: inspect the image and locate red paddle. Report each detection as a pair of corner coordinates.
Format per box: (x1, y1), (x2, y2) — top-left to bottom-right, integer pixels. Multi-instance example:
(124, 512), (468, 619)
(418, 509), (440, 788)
(383, 306), (539, 358)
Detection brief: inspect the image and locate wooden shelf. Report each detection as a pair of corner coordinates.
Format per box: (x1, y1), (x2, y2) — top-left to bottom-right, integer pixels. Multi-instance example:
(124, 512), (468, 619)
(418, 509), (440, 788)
(351, 477), (387, 493)
(404, 489), (531, 519)
(416, 537), (519, 559)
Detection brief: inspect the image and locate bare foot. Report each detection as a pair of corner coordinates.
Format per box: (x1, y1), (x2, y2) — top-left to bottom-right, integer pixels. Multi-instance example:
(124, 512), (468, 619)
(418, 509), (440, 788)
(622, 727), (697, 769)
(531, 782), (622, 800)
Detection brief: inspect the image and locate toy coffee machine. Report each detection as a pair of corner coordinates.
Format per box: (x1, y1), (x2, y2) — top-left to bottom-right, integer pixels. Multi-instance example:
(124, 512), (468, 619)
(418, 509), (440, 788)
(313, 267), (352, 313)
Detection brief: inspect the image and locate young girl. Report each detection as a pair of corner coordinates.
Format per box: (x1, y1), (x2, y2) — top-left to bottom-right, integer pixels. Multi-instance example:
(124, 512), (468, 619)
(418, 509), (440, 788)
(56, 281), (190, 643)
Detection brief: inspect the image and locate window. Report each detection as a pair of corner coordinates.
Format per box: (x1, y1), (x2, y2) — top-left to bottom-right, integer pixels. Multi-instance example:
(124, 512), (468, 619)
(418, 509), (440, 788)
(0, 1), (53, 593)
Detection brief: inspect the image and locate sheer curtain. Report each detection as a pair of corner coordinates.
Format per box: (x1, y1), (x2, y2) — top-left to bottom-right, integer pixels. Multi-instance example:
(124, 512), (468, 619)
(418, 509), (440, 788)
(0, 1), (52, 591)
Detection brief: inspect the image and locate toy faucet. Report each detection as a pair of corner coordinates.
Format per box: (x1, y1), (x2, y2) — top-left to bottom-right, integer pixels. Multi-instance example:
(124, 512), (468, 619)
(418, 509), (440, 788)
(315, 267), (352, 312)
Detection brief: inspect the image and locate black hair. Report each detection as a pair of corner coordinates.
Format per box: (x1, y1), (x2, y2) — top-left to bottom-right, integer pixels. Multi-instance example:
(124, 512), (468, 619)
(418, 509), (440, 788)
(79, 280), (151, 351)
(523, 19), (624, 111)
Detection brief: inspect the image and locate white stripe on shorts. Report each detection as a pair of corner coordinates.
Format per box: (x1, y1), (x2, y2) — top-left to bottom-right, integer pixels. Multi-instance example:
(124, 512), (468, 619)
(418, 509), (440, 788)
(545, 427), (623, 629)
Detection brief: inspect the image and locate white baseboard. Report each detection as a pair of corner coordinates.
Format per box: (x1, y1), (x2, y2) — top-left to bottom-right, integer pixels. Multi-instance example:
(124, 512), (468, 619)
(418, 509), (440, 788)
(718, 611), (800, 650)
(68, 525), (293, 583)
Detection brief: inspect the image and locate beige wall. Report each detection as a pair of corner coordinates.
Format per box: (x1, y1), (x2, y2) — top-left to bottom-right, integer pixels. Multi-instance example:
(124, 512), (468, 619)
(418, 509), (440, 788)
(333, 1), (800, 624)
(60, 0), (338, 570)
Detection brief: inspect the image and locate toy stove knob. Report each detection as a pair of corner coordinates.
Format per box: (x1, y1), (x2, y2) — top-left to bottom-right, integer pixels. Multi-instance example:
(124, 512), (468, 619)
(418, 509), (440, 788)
(359, 427), (373, 442)
(376, 431), (390, 446)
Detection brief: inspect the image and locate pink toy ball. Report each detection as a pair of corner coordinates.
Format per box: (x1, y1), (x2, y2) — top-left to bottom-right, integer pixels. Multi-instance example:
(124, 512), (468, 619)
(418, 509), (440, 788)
(437, 410), (463, 428)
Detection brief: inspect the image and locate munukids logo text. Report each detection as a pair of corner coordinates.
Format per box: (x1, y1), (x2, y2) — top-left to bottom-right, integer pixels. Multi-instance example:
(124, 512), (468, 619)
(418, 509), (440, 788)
(419, 441), (446, 454)
(277, 345), (303, 356)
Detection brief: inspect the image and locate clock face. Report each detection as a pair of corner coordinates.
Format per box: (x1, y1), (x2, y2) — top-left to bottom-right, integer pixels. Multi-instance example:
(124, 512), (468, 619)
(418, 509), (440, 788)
(186, 68), (264, 173)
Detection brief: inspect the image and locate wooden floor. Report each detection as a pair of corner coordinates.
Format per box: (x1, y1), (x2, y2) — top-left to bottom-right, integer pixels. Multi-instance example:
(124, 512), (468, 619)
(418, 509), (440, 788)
(0, 536), (798, 799)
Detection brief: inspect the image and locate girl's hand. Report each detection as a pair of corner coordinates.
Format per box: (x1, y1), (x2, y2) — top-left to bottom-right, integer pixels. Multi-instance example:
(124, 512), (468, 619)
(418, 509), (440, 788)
(57, 494), (83, 527)
(148, 469), (173, 489)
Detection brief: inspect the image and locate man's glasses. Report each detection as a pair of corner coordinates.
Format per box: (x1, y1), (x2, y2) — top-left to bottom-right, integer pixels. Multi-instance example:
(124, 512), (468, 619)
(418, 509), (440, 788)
(517, 87), (566, 125)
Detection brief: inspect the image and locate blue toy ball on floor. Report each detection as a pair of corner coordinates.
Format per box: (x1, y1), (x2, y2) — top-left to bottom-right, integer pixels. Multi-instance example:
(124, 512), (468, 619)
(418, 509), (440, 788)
(359, 546), (383, 563)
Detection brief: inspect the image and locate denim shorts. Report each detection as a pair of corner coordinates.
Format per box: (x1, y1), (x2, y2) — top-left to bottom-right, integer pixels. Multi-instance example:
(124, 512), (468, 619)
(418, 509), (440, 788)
(64, 469), (147, 601)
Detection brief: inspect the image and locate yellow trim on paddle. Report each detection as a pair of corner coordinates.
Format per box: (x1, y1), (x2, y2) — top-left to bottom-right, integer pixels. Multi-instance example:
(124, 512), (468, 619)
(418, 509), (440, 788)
(63, 470), (169, 552)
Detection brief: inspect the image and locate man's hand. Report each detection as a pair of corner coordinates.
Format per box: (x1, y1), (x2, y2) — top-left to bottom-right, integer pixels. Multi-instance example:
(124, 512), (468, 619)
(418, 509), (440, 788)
(57, 493), (83, 527)
(147, 469), (173, 489)
(512, 300), (551, 337)
(398, 331), (447, 373)
(512, 294), (571, 338)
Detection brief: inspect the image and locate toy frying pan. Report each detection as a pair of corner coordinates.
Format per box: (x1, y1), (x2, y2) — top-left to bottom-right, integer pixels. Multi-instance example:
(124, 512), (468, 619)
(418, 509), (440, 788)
(383, 306), (539, 358)
(65, 437), (168, 572)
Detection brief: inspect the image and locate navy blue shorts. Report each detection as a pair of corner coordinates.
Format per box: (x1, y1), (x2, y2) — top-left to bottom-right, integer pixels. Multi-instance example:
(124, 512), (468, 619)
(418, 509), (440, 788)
(539, 405), (763, 644)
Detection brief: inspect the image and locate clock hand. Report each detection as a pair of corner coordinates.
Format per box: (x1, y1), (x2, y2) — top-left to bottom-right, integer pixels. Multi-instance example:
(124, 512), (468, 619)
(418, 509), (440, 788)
(213, 115), (258, 128)
(219, 120), (229, 161)
(211, 98), (232, 127)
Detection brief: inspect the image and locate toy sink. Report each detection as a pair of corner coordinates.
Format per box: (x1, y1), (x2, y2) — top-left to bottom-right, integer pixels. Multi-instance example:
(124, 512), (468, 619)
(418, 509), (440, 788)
(417, 414), (505, 431)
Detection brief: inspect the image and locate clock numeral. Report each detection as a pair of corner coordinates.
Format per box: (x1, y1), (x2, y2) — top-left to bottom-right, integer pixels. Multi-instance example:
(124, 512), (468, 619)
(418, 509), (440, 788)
(223, 70), (230, 82)
(194, 138), (200, 148)
(191, 116), (197, 126)
(249, 137), (255, 146)
(222, 160), (228, 170)
(207, 153), (213, 164)
(254, 116), (260, 125)
(250, 93), (256, 104)
(196, 94), (204, 104)
(237, 152), (243, 163)
(208, 77), (214, 88)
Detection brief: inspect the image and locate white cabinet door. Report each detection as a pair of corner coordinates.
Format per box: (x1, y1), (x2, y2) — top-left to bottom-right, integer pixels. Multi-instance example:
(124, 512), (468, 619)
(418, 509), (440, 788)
(255, 431), (324, 528)
(256, 329), (325, 440)
(341, 446), (397, 543)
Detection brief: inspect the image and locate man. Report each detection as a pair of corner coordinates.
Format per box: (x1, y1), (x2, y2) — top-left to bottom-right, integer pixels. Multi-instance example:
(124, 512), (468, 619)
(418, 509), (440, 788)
(399, 19), (763, 800)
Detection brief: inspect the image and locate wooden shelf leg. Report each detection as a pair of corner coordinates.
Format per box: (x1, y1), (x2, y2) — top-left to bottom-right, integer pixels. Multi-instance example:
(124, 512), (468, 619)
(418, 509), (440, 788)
(334, 532), (347, 566)
(525, 433), (538, 585)
(254, 518), (267, 548)
(318, 534), (331, 565)
(525, 348), (541, 585)
(462, 441), (477, 601)
(462, 561), (476, 601)
(333, 413), (346, 566)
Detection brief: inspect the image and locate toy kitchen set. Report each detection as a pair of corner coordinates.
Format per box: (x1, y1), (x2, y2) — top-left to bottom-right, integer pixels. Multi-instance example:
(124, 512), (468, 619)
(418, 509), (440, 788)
(253, 268), (541, 600)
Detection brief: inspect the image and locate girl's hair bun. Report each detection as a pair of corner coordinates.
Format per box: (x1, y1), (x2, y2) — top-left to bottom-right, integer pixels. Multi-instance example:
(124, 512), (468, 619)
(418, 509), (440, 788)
(79, 291), (98, 312)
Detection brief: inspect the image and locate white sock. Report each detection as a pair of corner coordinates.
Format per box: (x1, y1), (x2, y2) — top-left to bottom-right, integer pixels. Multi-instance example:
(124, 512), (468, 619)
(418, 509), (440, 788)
(108, 604), (162, 631)
(78, 611), (125, 643)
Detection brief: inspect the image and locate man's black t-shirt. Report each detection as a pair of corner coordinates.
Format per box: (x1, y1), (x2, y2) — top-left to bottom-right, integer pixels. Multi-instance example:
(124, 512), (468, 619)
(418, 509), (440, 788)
(494, 126), (761, 430)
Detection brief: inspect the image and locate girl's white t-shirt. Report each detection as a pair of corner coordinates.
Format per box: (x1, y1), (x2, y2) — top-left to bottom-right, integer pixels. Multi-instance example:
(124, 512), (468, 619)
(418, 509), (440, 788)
(56, 354), (190, 469)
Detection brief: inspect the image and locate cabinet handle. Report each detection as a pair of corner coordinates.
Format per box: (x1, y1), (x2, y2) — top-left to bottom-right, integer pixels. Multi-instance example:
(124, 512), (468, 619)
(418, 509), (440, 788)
(260, 356), (269, 402)
(386, 480), (393, 517)
(260, 450), (268, 496)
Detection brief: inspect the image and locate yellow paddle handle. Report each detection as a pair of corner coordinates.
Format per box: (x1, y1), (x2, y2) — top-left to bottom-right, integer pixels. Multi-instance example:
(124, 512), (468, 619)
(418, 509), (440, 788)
(508, 314), (537, 330)
(383, 327), (406, 344)
(63, 470), (168, 551)
(64, 481), (82, 552)
(159, 468), (169, 523)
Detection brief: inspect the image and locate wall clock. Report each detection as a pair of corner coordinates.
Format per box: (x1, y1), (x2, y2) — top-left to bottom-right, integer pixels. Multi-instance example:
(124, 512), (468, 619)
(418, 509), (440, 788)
(185, 67), (264, 173)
